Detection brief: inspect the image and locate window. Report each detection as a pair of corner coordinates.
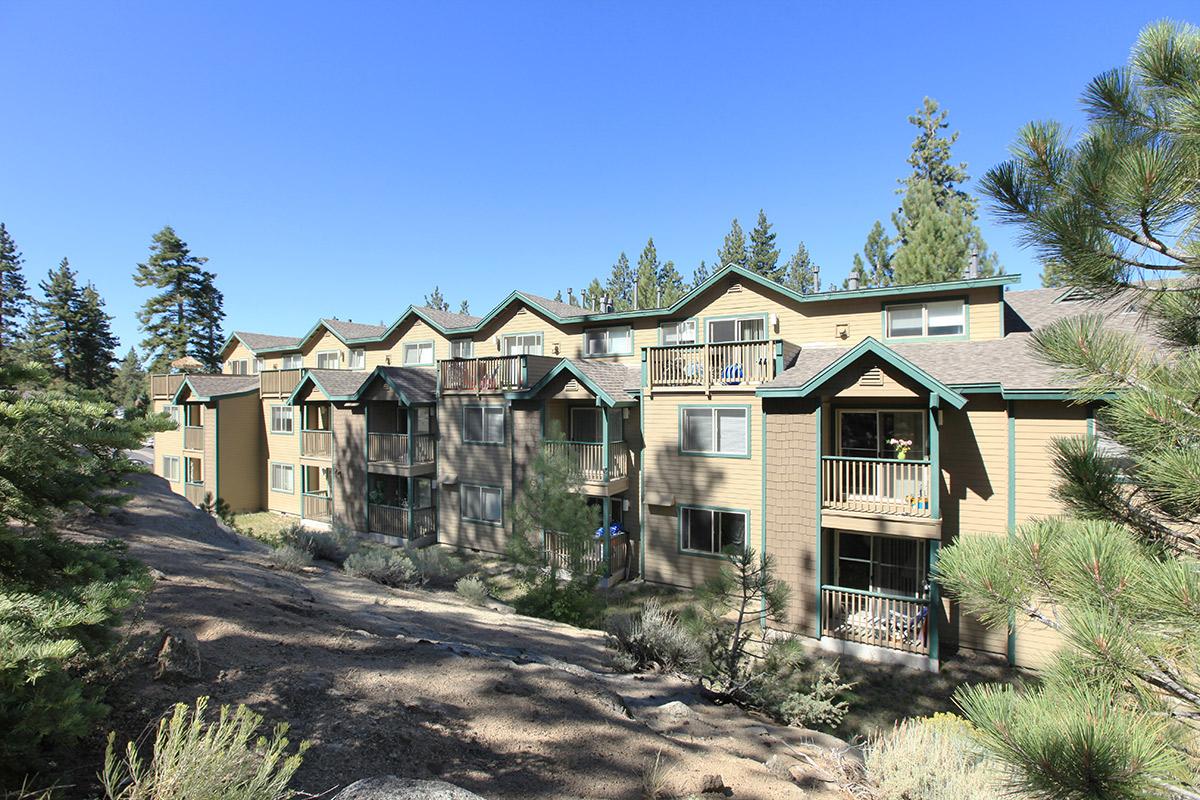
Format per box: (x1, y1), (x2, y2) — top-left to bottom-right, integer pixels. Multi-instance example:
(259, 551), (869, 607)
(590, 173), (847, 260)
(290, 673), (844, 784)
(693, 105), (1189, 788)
(164, 405), (181, 426)
(270, 463), (295, 493)
(838, 409), (926, 460)
(403, 341), (434, 366)
(660, 319), (697, 346)
(835, 532), (927, 598)
(253, 357), (265, 374)
(270, 405), (294, 434)
(413, 478), (433, 509)
(584, 326), (632, 357)
(681, 507), (746, 555)
(501, 333), (542, 355)
(450, 339), (474, 359)
(184, 457), (203, 484)
(282, 354), (303, 370)
(707, 316), (766, 343)
(464, 406), (504, 443)
(228, 359), (249, 375)
(161, 455), (180, 482)
(570, 407), (601, 442)
(885, 299), (966, 338)
(349, 349), (366, 370)
(461, 484), (502, 524)
(316, 350), (340, 369)
(681, 407), (749, 456)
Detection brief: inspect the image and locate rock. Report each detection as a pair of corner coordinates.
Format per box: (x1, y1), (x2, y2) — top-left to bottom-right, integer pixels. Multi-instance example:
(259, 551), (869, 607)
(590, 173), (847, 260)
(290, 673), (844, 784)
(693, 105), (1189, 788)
(332, 776), (486, 800)
(764, 753), (800, 779)
(484, 600), (514, 614)
(697, 774), (727, 795)
(655, 700), (693, 718)
(788, 763), (837, 787)
(147, 567), (168, 581)
(155, 628), (201, 681)
(744, 725), (769, 736)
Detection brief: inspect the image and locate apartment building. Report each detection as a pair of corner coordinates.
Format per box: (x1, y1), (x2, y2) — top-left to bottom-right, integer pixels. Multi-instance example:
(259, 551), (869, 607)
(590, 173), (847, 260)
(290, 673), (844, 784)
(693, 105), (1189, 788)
(150, 265), (1138, 671)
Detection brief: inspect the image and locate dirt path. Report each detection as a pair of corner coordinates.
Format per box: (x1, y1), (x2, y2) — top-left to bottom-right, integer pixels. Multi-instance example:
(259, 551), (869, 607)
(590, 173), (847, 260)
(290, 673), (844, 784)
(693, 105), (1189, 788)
(61, 465), (851, 800)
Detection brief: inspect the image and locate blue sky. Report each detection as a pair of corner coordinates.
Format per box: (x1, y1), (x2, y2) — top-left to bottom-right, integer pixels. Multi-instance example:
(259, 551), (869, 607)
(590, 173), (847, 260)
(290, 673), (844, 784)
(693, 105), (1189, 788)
(1, 2), (1195, 352)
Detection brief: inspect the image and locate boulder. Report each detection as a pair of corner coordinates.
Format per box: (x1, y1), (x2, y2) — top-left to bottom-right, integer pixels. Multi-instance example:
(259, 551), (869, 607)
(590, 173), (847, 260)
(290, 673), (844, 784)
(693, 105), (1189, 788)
(154, 628), (201, 681)
(333, 777), (486, 800)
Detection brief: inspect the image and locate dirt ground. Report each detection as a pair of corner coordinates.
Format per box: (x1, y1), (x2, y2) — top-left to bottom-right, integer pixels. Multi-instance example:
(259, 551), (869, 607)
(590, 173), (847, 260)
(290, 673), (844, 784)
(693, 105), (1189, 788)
(53, 462), (858, 800)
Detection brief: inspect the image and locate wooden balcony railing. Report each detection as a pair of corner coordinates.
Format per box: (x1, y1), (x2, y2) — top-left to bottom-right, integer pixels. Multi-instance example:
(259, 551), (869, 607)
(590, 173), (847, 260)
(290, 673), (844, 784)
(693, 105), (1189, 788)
(821, 586), (930, 655)
(543, 530), (629, 578)
(821, 456), (932, 518)
(301, 430), (332, 459)
(367, 433), (437, 466)
(303, 492), (332, 522)
(368, 504), (436, 539)
(543, 440), (629, 483)
(439, 356), (525, 392)
(149, 373), (185, 399)
(184, 482), (207, 507)
(183, 425), (204, 451)
(260, 369), (303, 398)
(646, 340), (776, 390)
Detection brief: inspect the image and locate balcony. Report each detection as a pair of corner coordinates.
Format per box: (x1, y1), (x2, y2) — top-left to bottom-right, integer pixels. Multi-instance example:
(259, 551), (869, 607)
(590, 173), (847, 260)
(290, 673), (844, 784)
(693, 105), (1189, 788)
(821, 456), (932, 518)
(149, 373), (185, 399)
(260, 369), (303, 398)
(301, 429), (332, 459)
(367, 432), (436, 471)
(302, 491), (332, 523)
(368, 503), (436, 540)
(543, 440), (629, 494)
(183, 425), (204, 452)
(821, 586), (930, 656)
(645, 340), (778, 391)
(439, 355), (526, 392)
(543, 529), (630, 583)
(184, 482), (207, 507)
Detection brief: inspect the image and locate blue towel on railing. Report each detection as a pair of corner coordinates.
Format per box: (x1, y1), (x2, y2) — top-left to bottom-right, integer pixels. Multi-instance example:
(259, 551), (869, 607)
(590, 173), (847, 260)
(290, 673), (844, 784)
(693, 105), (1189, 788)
(594, 523), (624, 538)
(721, 363), (744, 384)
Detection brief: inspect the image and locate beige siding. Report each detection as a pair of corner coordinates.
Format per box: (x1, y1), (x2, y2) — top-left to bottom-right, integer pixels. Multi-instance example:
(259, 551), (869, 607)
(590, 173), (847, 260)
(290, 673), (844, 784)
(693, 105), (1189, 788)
(216, 393), (265, 513)
(263, 396), (301, 515)
(764, 400), (819, 636)
(438, 395), (513, 554)
(378, 318), (453, 368)
(302, 328), (348, 367)
(222, 341), (256, 373)
(333, 405), (367, 531)
(152, 398), (184, 498)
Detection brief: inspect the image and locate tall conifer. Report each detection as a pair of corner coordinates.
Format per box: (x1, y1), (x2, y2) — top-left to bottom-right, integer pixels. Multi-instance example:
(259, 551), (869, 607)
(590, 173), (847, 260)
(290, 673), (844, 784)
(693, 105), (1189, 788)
(133, 226), (212, 371)
(748, 210), (781, 281)
(634, 238), (659, 310)
(0, 223), (32, 352)
(715, 219), (748, 270)
(605, 252), (634, 311)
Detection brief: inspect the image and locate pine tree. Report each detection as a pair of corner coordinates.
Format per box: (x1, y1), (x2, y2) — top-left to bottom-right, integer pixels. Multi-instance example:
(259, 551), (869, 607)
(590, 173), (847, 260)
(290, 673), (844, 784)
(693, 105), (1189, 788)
(111, 347), (147, 415)
(939, 22), (1200, 799)
(75, 283), (119, 389)
(634, 238), (659, 310)
(38, 259), (84, 382)
(459, 299), (471, 315)
(605, 252), (634, 311)
(133, 226), (210, 371)
(554, 289), (564, 302)
(901, 97), (971, 209)
(748, 210), (782, 281)
(857, 220), (894, 287)
(715, 219), (748, 270)
(1039, 262), (1071, 288)
(582, 278), (605, 311)
(0, 223), (31, 353)
(424, 286), (449, 312)
(692, 260), (711, 288)
(188, 270), (224, 372)
(658, 260), (687, 306)
(782, 242), (818, 293)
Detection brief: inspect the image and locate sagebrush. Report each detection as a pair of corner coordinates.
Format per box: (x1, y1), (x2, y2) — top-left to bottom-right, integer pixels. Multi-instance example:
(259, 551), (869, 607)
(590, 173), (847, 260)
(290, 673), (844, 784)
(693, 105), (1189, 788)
(267, 544), (312, 573)
(454, 575), (489, 605)
(342, 546), (417, 587)
(606, 598), (700, 673)
(866, 714), (1004, 800)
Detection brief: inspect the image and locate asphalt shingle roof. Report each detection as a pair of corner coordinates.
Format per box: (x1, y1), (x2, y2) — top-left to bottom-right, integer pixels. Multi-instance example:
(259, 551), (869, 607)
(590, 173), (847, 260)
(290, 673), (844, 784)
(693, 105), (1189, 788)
(321, 318), (389, 341)
(183, 374), (261, 398)
(519, 292), (593, 319)
(234, 331), (302, 351)
(415, 306), (481, 330)
(372, 366), (438, 404)
(566, 359), (642, 403)
(305, 369), (371, 398)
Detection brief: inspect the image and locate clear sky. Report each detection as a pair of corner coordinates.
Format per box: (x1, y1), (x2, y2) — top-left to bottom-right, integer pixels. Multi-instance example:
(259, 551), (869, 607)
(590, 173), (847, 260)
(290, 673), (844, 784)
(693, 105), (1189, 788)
(2, 2), (1196, 352)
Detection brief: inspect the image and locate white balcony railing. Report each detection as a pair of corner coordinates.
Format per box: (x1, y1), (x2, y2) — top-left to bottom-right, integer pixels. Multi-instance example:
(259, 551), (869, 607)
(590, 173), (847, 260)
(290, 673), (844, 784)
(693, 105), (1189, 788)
(821, 586), (930, 655)
(646, 340), (776, 390)
(543, 440), (629, 483)
(821, 456), (932, 518)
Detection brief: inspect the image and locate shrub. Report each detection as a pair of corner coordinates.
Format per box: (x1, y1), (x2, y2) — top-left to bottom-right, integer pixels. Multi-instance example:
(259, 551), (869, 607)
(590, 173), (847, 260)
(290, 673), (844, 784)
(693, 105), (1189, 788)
(776, 660), (853, 730)
(101, 696), (308, 800)
(606, 598), (701, 674)
(454, 575), (489, 605)
(343, 546), (417, 587)
(408, 547), (469, 587)
(267, 544), (312, 573)
(513, 574), (605, 628)
(281, 524), (356, 566)
(866, 714), (1004, 800)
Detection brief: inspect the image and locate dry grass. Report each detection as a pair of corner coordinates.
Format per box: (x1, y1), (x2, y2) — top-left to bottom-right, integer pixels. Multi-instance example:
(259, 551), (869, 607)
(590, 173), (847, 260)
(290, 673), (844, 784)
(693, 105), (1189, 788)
(232, 512), (299, 545)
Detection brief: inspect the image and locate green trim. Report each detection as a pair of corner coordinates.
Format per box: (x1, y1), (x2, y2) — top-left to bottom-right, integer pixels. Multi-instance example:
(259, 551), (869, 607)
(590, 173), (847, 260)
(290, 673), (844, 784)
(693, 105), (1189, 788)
(814, 403), (823, 639)
(760, 411), (768, 627)
(638, 403), (646, 578)
(881, 295), (970, 343)
(700, 312), (769, 344)
(928, 539), (940, 664)
(400, 339), (436, 367)
(929, 399), (940, 520)
(348, 367), (436, 406)
(171, 377), (259, 404)
(676, 504), (751, 559)
(462, 404), (506, 445)
(1006, 401), (1017, 666)
(460, 482), (504, 526)
(756, 337), (968, 410)
(581, 325), (634, 358)
(269, 461), (296, 494)
(286, 371), (367, 405)
(504, 358), (629, 407)
(269, 404), (296, 436)
(678, 404), (752, 458)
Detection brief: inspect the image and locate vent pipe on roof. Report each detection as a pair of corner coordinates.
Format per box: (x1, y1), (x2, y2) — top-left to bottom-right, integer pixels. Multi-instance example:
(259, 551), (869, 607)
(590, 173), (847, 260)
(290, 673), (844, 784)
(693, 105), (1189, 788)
(567, 287), (575, 305)
(811, 265), (820, 293)
(847, 274), (860, 291)
(967, 250), (980, 279)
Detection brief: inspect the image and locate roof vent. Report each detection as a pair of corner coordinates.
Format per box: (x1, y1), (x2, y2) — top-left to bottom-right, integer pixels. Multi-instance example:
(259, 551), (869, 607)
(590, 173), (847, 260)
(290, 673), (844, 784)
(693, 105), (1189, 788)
(727, 283), (744, 294)
(859, 367), (884, 387)
(565, 380), (580, 393)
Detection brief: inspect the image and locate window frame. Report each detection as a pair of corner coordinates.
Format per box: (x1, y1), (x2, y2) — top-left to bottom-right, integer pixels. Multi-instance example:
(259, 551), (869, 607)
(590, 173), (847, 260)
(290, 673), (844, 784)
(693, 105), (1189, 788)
(228, 359), (249, 375)
(270, 405), (295, 435)
(882, 297), (969, 341)
(582, 325), (633, 358)
(349, 349), (366, 370)
(500, 332), (543, 356)
(282, 354), (303, 370)
(164, 405), (181, 426)
(315, 350), (341, 369)
(833, 531), (928, 599)
(463, 404), (505, 445)
(678, 505), (749, 558)
(460, 483), (503, 525)
(269, 462), (295, 494)
(450, 339), (474, 359)
(679, 405), (751, 458)
(402, 340), (435, 366)
(658, 319), (698, 346)
(161, 455), (181, 483)
(704, 313), (769, 344)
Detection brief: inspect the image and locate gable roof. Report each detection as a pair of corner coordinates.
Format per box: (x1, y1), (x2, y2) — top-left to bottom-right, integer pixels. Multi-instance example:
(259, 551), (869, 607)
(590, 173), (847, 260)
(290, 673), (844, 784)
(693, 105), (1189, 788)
(219, 331), (302, 358)
(172, 374), (260, 403)
(506, 358), (640, 406)
(321, 318), (389, 341)
(415, 306), (481, 330)
(286, 369), (371, 404)
(352, 366), (438, 405)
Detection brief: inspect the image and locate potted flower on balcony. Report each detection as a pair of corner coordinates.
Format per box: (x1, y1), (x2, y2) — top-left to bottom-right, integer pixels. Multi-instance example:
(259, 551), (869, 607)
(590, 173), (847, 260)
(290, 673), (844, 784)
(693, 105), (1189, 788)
(887, 437), (913, 460)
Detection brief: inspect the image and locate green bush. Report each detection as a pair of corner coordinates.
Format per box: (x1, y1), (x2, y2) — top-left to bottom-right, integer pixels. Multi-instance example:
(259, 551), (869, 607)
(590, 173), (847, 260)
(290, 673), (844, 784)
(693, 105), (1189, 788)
(866, 714), (1004, 800)
(267, 544), (312, 573)
(343, 546), (417, 587)
(606, 598), (700, 673)
(408, 547), (469, 588)
(281, 524), (356, 566)
(775, 660), (853, 730)
(454, 575), (489, 605)
(101, 696), (308, 800)
(513, 575), (604, 628)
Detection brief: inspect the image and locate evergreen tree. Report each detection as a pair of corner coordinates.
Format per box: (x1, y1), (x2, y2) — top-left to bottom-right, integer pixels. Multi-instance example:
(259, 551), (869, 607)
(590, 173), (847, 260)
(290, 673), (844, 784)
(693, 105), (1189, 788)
(188, 270), (224, 372)
(111, 347), (148, 415)
(901, 97), (971, 208)
(940, 22), (1200, 798)
(783, 242), (818, 293)
(133, 226), (210, 371)
(856, 220), (894, 287)
(75, 284), (119, 389)
(634, 238), (659, 310)
(605, 252), (634, 311)
(748, 210), (782, 281)
(716, 219), (748, 270)
(582, 278), (605, 311)
(38, 259), (84, 382)
(423, 286), (449, 312)
(554, 289), (564, 302)
(459, 299), (471, 315)
(692, 259), (711, 288)
(16, 304), (56, 370)
(0, 223), (31, 353)
(1039, 262), (1071, 288)
(658, 260), (687, 306)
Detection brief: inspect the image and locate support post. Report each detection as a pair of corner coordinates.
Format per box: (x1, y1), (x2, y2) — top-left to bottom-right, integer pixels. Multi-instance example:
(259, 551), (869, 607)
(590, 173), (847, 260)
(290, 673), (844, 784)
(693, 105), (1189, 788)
(928, 540), (940, 666)
(928, 396), (940, 520)
(601, 406), (610, 484)
(814, 402), (823, 639)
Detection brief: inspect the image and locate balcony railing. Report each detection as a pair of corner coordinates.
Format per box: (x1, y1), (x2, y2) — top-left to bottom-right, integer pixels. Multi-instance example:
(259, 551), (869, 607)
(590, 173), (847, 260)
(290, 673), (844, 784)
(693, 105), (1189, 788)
(184, 482), (207, 507)
(821, 456), (932, 518)
(303, 492), (332, 523)
(260, 369), (303, 398)
(439, 356), (525, 392)
(149, 373), (185, 399)
(543, 440), (629, 483)
(646, 340), (776, 390)
(368, 503), (436, 539)
(544, 529), (629, 579)
(367, 432), (437, 466)
(183, 425), (204, 451)
(301, 429), (332, 459)
(822, 586), (930, 655)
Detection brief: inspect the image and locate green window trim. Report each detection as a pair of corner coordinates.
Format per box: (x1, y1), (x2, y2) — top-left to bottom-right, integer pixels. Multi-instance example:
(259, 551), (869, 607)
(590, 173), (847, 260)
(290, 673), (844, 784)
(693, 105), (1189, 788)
(460, 482), (504, 526)
(315, 349), (342, 369)
(677, 504), (751, 559)
(678, 404), (752, 459)
(462, 404), (506, 445)
(880, 295), (970, 343)
(582, 325), (634, 358)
